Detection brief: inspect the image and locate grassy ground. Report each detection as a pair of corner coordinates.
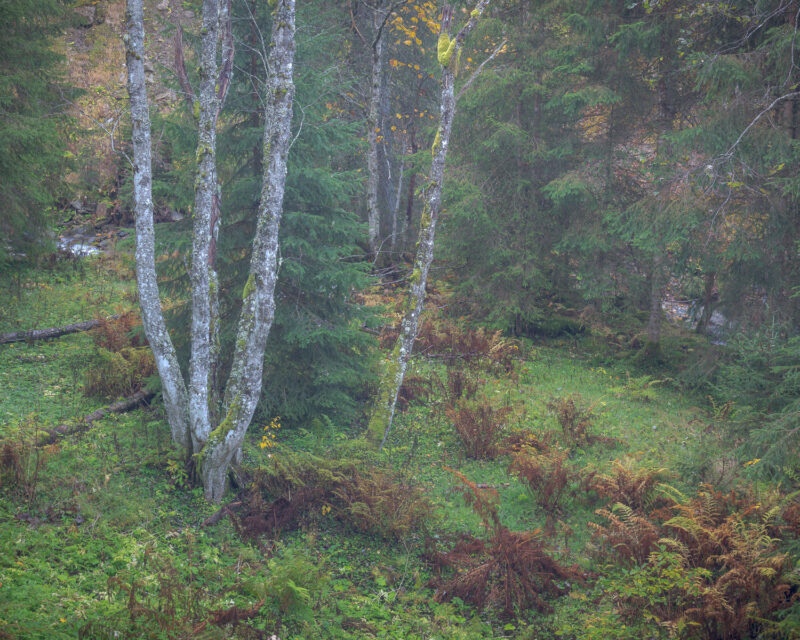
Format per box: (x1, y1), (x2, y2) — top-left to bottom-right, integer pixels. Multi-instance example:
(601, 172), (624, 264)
(0, 255), (796, 639)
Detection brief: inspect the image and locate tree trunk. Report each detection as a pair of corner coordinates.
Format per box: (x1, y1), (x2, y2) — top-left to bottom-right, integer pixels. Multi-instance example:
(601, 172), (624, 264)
(128, 0), (293, 503)
(199, 0), (296, 502)
(389, 154), (406, 256)
(366, 2), (388, 259)
(645, 255), (664, 359)
(125, 0), (190, 449)
(188, 0), (222, 450)
(695, 271), (716, 334)
(367, 1), (492, 448)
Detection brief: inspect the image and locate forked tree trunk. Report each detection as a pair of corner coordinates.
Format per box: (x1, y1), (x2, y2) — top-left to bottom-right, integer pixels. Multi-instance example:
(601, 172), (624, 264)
(367, 1), (491, 448)
(198, 0), (296, 502)
(126, 0), (295, 502)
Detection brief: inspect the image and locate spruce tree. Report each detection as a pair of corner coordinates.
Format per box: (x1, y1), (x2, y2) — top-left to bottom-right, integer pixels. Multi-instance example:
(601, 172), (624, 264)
(0, 0), (70, 263)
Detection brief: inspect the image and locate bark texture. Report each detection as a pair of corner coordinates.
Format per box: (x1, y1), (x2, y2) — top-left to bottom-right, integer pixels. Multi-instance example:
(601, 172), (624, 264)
(188, 0), (222, 449)
(199, 0), (296, 502)
(366, 1), (389, 258)
(125, 0), (190, 449)
(367, 1), (491, 448)
(127, 0), (293, 502)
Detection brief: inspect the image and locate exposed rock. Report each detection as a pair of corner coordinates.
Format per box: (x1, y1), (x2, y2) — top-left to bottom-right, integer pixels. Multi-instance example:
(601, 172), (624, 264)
(157, 0), (170, 11)
(95, 201), (108, 220)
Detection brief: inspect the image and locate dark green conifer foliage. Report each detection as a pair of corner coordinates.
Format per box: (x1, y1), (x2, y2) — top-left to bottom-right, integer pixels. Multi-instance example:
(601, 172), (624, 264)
(0, 0), (70, 263)
(151, 1), (376, 427)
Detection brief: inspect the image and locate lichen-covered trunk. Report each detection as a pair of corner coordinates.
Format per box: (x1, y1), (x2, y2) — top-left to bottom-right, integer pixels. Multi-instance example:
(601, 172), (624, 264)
(366, 5), (387, 259)
(125, 0), (190, 449)
(367, 1), (491, 448)
(199, 0), (296, 502)
(188, 0), (222, 450)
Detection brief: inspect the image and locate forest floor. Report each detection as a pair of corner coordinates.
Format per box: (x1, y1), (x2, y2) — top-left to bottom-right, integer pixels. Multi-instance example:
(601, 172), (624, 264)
(0, 247), (797, 640)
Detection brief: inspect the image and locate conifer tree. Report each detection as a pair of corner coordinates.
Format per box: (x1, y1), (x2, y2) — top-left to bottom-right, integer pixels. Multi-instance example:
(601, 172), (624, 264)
(0, 0), (70, 263)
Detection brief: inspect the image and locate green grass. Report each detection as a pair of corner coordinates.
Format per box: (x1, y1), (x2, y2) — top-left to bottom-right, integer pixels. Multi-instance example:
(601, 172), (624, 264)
(0, 257), (795, 639)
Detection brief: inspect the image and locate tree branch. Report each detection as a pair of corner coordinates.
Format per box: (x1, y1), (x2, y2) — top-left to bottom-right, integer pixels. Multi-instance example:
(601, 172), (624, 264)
(174, 24), (196, 111)
(457, 38), (506, 102)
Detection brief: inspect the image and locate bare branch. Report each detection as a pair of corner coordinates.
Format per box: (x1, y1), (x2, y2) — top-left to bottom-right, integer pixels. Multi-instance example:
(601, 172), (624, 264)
(174, 24), (196, 110)
(457, 38), (506, 102)
(217, 0), (235, 111)
(719, 90), (800, 162)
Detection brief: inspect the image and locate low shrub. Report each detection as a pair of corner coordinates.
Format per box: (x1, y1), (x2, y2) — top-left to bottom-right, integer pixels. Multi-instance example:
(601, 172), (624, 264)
(548, 393), (595, 447)
(430, 469), (578, 615)
(415, 318), (519, 373)
(446, 395), (512, 460)
(85, 346), (155, 398)
(239, 449), (431, 540)
(587, 456), (670, 512)
(587, 484), (798, 639)
(509, 446), (584, 514)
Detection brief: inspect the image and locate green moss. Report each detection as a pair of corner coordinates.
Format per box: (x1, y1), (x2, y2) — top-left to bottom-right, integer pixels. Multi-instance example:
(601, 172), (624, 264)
(192, 99), (200, 120)
(366, 340), (403, 445)
(471, 8), (480, 18)
(199, 395), (241, 465)
(268, 0), (277, 6)
(242, 273), (255, 300)
(437, 33), (456, 67)
(431, 130), (441, 156)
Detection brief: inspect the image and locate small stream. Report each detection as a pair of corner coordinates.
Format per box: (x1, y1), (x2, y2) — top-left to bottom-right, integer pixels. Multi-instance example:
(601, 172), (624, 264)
(57, 227), (130, 257)
(662, 298), (732, 345)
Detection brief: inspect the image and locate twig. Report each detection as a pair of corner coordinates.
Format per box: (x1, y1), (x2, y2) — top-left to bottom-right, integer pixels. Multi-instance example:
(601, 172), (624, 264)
(457, 39), (506, 102)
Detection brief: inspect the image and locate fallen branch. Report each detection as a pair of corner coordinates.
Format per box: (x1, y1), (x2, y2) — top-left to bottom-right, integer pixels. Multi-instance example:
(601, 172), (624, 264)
(36, 390), (153, 446)
(0, 316), (119, 345)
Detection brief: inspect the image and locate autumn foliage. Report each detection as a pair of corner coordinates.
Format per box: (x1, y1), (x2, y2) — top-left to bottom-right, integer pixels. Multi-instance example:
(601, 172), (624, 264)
(430, 468), (578, 616)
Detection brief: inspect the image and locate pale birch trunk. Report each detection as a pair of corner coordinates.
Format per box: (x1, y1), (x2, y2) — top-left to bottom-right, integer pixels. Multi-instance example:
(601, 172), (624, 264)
(188, 0), (222, 449)
(199, 0), (296, 502)
(127, 0), (294, 502)
(366, 2), (388, 259)
(125, 0), (190, 449)
(367, 1), (491, 448)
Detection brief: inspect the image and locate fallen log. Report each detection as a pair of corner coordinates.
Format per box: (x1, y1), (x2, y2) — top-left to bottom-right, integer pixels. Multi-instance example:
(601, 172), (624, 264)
(0, 317), (117, 345)
(36, 390), (153, 446)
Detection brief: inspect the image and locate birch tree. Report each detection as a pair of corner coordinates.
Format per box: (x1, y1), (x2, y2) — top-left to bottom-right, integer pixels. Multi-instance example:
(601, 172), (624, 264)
(366, 0), (493, 448)
(125, 0), (296, 501)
